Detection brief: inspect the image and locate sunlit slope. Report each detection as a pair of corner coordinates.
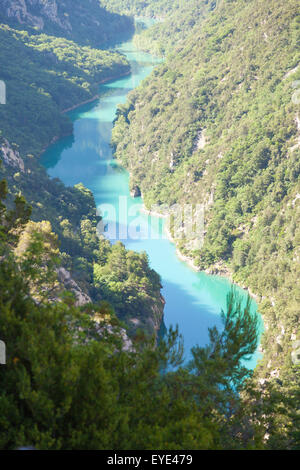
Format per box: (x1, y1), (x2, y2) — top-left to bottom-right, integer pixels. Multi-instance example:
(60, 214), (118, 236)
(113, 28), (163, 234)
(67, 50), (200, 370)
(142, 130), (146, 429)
(112, 0), (300, 377)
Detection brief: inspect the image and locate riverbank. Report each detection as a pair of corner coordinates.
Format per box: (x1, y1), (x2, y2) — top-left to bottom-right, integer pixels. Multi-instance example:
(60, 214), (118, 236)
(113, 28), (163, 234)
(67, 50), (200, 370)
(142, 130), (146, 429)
(140, 205), (229, 274)
(61, 70), (131, 113)
(39, 70), (132, 156)
(165, 221), (262, 304)
(41, 30), (262, 369)
(140, 202), (262, 305)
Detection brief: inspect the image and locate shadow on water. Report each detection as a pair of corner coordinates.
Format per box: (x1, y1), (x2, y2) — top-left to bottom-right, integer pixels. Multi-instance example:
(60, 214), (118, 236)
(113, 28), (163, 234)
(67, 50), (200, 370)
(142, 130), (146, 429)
(121, 59), (158, 69)
(161, 279), (224, 363)
(41, 134), (75, 170)
(100, 86), (134, 98)
(65, 86), (133, 122)
(67, 100), (101, 121)
(157, 276), (262, 369)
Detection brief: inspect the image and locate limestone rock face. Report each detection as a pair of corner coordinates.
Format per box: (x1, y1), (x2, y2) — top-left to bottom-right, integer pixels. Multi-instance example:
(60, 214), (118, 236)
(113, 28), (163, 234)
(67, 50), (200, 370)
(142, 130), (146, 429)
(94, 323), (134, 353)
(0, 0), (134, 46)
(57, 267), (92, 307)
(0, 0), (71, 32)
(129, 294), (165, 339)
(0, 139), (25, 172)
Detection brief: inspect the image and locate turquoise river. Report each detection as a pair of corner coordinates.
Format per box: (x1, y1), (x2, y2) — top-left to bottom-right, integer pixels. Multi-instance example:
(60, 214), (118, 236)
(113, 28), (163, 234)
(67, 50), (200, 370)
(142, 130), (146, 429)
(41, 33), (262, 368)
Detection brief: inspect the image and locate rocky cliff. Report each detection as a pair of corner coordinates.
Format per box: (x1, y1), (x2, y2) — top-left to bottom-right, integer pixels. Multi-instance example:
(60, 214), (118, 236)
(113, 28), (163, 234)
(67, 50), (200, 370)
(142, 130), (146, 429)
(0, 0), (134, 46)
(1, 0), (70, 31)
(0, 139), (25, 172)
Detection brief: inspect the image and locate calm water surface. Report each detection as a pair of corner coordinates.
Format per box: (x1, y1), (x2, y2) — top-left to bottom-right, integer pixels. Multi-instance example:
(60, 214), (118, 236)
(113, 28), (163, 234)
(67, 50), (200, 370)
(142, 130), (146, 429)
(41, 39), (262, 368)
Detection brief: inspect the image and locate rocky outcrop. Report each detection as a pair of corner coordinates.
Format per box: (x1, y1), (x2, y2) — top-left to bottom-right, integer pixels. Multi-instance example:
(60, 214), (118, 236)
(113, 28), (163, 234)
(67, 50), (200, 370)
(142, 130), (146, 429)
(0, 0), (134, 47)
(57, 267), (92, 307)
(193, 129), (206, 152)
(205, 261), (232, 278)
(127, 294), (166, 339)
(0, 0), (71, 32)
(128, 294), (165, 339)
(0, 139), (25, 172)
(149, 293), (165, 333)
(55, 269), (137, 351)
(130, 185), (141, 198)
(94, 323), (134, 352)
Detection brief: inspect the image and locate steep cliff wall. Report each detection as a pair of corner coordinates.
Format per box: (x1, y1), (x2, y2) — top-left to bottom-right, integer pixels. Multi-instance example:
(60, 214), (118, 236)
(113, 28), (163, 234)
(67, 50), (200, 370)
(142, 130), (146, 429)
(112, 0), (300, 379)
(0, 0), (134, 46)
(0, 139), (25, 172)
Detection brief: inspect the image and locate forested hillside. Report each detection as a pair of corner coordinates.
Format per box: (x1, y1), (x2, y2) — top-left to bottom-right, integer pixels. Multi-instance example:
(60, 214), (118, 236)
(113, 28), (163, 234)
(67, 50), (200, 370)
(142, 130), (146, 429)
(0, 0), (299, 450)
(0, 183), (280, 449)
(0, 25), (130, 157)
(0, 146), (165, 338)
(0, 187), (298, 448)
(0, 0), (134, 47)
(134, 0), (218, 56)
(0, 2), (164, 337)
(101, 0), (217, 55)
(112, 0), (300, 386)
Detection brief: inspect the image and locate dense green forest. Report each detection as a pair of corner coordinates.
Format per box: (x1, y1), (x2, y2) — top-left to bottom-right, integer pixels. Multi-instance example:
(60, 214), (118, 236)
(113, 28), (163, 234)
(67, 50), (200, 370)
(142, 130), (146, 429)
(0, 0), (134, 47)
(0, 17), (157, 336)
(0, 25), (130, 157)
(112, 0), (300, 389)
(0, 138), (164, 338)
(2, 181), (298, 450)
(101, 0), (179, 17)
(133, 0), (218, 56)
(0, 0), (299, 450)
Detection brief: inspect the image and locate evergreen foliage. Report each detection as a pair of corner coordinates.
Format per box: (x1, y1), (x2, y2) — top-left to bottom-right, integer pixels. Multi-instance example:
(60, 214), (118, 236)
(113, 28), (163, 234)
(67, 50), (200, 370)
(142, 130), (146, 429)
(112, 0), (300, 383)
(0, 184), (265, 449)
(0, 0), (299, 450)
(0, 25), (130, 157)
(0, 0), (134, 47)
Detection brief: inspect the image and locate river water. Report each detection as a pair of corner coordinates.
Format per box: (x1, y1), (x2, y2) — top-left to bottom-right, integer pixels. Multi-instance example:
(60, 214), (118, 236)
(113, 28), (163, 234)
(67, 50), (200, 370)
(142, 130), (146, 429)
(41, 35), (261, 368)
